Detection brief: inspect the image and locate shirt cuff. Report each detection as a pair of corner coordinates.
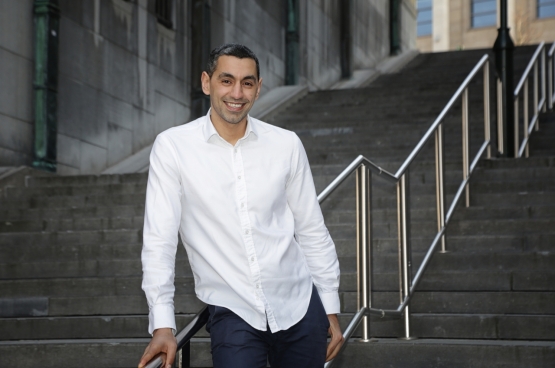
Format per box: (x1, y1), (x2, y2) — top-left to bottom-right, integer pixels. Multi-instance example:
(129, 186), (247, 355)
(148, 303), (176, 335)
(317, 290), (341, 315)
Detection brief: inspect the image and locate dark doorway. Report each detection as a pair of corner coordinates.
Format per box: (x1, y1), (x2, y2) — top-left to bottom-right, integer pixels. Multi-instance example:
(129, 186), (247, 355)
(190, 0), (211, 119)
(285, 0), (300, 85)
(390, 0), (401, 55)
(340, 0), (352, 79)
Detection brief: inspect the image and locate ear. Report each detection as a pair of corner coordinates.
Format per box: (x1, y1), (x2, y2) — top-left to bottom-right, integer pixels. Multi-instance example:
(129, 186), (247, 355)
(201, 71), (211, 96)
(255, 77), (263, 100)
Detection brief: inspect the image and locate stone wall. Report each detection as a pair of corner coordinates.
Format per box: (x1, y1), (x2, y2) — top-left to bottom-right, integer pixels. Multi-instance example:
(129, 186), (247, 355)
(351, 0), (390, 70)
(55, 0), (190, 175)
(210, 0), (286, 95)
(0, 0), (35, 167)
(0, 0), (417, 175)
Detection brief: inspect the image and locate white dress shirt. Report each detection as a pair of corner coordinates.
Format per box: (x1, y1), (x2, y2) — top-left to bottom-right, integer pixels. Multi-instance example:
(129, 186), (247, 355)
(142, 111), (340, 334)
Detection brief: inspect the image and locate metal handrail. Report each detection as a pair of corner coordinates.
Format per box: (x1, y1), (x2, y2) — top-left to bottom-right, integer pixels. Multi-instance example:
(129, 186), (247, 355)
(324, 54), (492, 367)
(513, 42), (547, 158)
(144, 55), (492, 368)
(318, 54), (490, 203)
(145, 307), (210, 368)
(143, 43), (555, 366)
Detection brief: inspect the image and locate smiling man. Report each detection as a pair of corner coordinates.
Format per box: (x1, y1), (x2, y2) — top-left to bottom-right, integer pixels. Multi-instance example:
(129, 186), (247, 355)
(138, 44), (343, 368)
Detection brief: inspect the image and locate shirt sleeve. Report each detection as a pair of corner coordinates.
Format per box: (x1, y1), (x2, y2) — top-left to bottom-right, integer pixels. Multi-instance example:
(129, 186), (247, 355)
(285, 133), (341, 314)
(142, 133), (182, 334)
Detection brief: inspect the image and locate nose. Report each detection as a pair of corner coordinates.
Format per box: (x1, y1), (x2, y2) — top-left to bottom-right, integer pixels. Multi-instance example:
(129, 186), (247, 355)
(230, 82), (244, 100)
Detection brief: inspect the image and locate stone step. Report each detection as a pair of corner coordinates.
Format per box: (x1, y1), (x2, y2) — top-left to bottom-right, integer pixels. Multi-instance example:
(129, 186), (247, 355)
(1, 330), (553, 367)
(3, 312), (555, 341)
(2, 182), (148, 199)
(3, 250), (554, 280)
(3, 208), (552, 235)
(0, 338), (212, 368)
(335, 233), (555, 256)
(326, 218), (555, 239)
(1, 220), (553, 266)
(325, 205), (555, 225)
(333, 338), (555, 368)
(0, 211), (552, 254)
(339, 270), (555, 294)
(4, 287), (553, 318)
(320, 191), (555, 212)
(23, 173), (148, 188)
(0, 204), (145, 222)
(0, 215), (144, 232)
(13, 157), (554, 204)
(2, 270), (554, 317)
(0, 313), (206, 340)
(0, 294), (204, 318)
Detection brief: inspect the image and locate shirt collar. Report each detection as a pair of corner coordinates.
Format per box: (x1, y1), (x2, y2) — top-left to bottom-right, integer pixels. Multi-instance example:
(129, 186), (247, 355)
(202, 108), (258, 143)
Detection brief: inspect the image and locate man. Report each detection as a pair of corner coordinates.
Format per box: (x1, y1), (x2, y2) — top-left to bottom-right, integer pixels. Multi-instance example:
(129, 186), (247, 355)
(138, 44), (343, 368)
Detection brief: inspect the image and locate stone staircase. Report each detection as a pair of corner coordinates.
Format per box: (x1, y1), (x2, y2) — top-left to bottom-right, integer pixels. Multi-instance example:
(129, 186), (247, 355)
(1, 45), (554, 367)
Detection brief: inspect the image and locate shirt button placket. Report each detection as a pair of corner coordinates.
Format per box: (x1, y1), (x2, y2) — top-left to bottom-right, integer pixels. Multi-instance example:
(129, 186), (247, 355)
(235, 146), (264, 311)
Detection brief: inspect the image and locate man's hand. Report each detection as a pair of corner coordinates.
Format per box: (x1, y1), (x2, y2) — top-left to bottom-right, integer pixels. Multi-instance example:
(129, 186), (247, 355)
(326, 314), (344, 362)
(138, 328), (177, 368)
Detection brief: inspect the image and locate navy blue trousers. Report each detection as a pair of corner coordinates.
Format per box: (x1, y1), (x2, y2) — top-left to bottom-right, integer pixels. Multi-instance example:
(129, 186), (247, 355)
(206, 287), (330, 368)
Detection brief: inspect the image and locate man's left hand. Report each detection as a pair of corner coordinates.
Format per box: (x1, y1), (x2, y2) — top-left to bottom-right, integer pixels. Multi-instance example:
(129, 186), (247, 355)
(326, 314), (344, 362)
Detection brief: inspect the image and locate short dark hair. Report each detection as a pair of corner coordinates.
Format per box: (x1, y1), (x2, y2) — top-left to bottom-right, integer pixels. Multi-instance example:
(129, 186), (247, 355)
(206, 43), (260, 79)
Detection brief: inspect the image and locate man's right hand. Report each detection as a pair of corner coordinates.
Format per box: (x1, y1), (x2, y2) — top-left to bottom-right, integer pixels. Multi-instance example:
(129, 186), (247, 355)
(138, 328), (177, 368)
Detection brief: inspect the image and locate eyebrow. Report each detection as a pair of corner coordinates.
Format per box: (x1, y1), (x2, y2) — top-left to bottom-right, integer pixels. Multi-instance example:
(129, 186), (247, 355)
(217, 72), (257, 82)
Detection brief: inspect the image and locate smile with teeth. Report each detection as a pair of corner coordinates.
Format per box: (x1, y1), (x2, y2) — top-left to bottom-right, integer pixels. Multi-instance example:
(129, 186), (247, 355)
(225, 102), (245, 109)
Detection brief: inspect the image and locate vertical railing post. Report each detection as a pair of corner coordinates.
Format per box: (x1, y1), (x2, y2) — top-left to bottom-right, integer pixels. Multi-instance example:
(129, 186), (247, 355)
(534, 60), (539, 132)
(541, 46), (547, 113)
(435, 124), (446, 253)
(356, 164), (372, 342)
(484, 61), (492, 159)
(524, 79), (529, 158)
(549, 50), (553, 110)
(397, 171), (414, 340)
(514, 95), (519, 158)
(462, 88), (470, 207)
(497, 78), (504, 155)
(181, 340), (190, 368)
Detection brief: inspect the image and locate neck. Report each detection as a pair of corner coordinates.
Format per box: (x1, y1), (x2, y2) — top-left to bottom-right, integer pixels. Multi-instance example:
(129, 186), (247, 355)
(209, 112), (247, 146)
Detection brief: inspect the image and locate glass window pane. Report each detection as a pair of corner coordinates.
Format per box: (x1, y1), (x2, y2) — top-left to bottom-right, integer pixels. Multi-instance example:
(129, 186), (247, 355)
(539, 3), (555, 18)
(418, 0), (432, 8)
(473, 13), (496, 28)
(418, 10), (432, 22)
(473, 1), (496, 13)
(417, 23), (432, 37)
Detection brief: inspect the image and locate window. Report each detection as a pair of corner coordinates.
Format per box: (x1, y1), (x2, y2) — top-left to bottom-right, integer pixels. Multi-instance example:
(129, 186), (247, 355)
(538, 0), (555, 18)
(471, 0), (497, 28)
(417, 0), (433, 37)
(156, 0), (173, 28)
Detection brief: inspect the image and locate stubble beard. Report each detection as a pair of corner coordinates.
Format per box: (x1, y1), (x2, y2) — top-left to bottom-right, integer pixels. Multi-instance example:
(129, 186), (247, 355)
(213, 100), (251, 126)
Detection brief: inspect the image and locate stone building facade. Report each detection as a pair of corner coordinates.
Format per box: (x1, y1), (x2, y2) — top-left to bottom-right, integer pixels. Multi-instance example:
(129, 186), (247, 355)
(416, 0), (555, 52)
(1, 0), (417, 175)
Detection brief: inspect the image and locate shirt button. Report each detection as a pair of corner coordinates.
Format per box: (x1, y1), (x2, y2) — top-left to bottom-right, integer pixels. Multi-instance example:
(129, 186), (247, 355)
(250, 257), (254, 262)
(234, 149), (237, 153)
(256, 284), (260, 289)
(241, 203), (244, 208)
(245, 229), (249, 235)
(238, 175), (241, 180)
